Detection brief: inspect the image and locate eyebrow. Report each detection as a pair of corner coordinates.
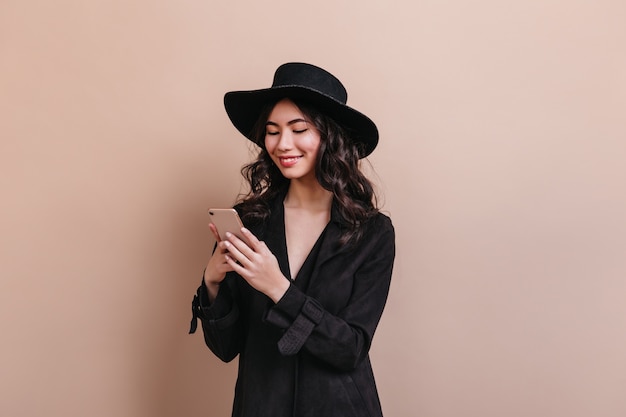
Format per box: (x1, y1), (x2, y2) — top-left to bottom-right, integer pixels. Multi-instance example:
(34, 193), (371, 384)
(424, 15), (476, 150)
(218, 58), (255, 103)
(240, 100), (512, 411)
(265, 118), (308, 127)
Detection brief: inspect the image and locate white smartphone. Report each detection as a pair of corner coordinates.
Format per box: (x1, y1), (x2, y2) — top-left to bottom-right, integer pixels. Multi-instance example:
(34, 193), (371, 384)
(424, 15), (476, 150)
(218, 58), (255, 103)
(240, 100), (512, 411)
(208, 208), (247, 243)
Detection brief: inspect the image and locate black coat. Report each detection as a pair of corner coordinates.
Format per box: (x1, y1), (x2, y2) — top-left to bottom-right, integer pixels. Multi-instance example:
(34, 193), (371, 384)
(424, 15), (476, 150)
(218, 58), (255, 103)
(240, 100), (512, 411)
(190, 196), (395, 417)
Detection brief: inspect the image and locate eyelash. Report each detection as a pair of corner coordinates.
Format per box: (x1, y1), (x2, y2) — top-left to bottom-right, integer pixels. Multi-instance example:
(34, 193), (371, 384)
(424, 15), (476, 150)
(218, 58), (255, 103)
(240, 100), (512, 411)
(266, 129), (307, 136)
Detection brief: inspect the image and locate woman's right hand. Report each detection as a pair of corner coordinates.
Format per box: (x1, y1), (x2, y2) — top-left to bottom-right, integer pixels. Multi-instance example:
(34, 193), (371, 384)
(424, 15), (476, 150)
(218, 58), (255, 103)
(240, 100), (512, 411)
(203, 223), (235, 301)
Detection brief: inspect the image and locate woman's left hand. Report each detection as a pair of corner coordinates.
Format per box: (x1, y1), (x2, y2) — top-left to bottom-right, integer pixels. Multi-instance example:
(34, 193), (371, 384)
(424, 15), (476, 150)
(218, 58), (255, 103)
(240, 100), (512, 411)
(223, 228), (290, 303)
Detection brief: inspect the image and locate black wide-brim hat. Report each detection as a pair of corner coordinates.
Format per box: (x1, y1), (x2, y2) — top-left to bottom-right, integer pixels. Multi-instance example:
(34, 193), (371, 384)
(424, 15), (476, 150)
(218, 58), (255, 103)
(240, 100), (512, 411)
(224, 62), (379, 158)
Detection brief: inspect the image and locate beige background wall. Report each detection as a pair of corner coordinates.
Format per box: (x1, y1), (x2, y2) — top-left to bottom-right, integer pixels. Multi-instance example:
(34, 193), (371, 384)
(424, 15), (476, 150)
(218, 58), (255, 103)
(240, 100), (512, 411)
(1, 1), (625, 416)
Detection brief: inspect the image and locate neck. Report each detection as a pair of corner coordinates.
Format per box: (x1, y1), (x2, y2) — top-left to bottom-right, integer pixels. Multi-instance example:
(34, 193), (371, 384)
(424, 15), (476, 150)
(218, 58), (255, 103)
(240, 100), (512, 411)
(284, 180), (333, 210)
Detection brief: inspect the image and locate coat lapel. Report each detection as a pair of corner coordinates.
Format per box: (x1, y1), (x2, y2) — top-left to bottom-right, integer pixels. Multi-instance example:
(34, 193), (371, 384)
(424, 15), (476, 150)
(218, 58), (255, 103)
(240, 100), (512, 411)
(308, 203), (353, 287)
(263, 198), (291, 279)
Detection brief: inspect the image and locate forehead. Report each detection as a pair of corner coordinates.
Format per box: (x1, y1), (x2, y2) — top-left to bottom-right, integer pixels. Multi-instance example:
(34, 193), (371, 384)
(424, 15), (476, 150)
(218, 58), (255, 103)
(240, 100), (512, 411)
(267, 98), (307, 122)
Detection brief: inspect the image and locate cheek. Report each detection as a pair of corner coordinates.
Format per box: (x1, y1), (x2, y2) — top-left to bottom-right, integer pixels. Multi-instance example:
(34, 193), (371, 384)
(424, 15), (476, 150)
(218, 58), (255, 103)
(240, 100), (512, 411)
(311, 140), (322, 158)
(264, 135), (276, 153)
(302, 133), (321, 154)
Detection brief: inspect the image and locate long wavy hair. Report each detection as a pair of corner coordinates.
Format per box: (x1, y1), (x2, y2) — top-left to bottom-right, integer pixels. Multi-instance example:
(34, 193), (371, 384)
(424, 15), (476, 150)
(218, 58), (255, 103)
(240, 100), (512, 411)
(236, 98), (379, 246)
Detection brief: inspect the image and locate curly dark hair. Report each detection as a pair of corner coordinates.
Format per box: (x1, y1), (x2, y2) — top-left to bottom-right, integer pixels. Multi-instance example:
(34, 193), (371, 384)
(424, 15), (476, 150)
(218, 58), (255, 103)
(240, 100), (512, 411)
(236, 98), (379, 246)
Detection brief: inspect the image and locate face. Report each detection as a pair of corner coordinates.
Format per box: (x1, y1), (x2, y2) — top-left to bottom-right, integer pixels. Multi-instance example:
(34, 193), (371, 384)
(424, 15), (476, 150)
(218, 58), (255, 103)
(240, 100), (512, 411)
(264, 99), (322, 182)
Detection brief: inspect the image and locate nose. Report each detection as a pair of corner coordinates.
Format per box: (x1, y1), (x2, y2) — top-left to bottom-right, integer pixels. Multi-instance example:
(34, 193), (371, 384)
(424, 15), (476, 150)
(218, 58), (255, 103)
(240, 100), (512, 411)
(276, 131), (294, 151)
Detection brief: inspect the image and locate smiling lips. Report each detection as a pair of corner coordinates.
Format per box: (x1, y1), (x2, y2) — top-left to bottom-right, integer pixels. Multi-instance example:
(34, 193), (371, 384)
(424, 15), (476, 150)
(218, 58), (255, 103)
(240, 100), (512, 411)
(278, 156), (302, 167)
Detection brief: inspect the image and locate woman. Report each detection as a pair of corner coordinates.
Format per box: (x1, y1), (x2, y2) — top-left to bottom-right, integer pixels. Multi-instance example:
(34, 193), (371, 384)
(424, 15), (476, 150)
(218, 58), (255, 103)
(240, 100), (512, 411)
(190, 62), (395, 417)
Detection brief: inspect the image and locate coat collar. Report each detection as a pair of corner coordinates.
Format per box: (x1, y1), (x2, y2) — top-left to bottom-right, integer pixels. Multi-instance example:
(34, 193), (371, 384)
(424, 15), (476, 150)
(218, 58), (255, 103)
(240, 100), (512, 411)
(261, 188), (352, 279)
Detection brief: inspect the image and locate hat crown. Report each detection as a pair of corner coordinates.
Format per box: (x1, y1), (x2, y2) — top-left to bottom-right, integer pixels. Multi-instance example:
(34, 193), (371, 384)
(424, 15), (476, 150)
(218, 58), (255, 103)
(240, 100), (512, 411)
(272, 63), (348, 104)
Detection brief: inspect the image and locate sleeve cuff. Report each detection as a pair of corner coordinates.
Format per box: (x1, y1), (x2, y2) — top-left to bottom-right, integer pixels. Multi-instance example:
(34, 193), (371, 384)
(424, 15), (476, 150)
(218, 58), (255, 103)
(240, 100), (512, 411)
(189, 280), (234, 334)
(264, 283), (325, 356)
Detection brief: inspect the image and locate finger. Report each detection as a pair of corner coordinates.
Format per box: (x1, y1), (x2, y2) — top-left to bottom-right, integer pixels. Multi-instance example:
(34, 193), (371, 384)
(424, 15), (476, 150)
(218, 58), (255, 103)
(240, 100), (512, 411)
(225, 254), (248, 275)
(230, 228), (264, 257)
(216, 240), (230, 254)
(225, 232), (256, 260)
(208, 223), (222, 242)
(240, 227), (260, 247)
(222, 239), (250, 266)
(240, 228), (272, 257)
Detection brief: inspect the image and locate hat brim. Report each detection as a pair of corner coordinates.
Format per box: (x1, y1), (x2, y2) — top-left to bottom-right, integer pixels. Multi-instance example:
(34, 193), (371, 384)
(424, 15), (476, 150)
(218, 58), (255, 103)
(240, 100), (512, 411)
(224, 85), (379, 158)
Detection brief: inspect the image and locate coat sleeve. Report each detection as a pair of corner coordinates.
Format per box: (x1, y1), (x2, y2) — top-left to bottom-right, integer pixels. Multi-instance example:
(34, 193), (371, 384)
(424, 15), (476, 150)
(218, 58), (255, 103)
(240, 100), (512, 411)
(264, 216), (395, 371)
(189, 273), (245, 362)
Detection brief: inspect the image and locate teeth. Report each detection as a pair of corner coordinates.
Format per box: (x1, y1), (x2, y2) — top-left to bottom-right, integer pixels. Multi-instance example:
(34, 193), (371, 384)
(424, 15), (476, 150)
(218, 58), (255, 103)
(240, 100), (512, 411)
(281, 157), (300, 162)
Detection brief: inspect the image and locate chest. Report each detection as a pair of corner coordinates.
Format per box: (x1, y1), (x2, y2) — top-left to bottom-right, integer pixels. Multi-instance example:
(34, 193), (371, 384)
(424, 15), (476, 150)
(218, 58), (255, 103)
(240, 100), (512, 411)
(284, 207), (329, 279)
